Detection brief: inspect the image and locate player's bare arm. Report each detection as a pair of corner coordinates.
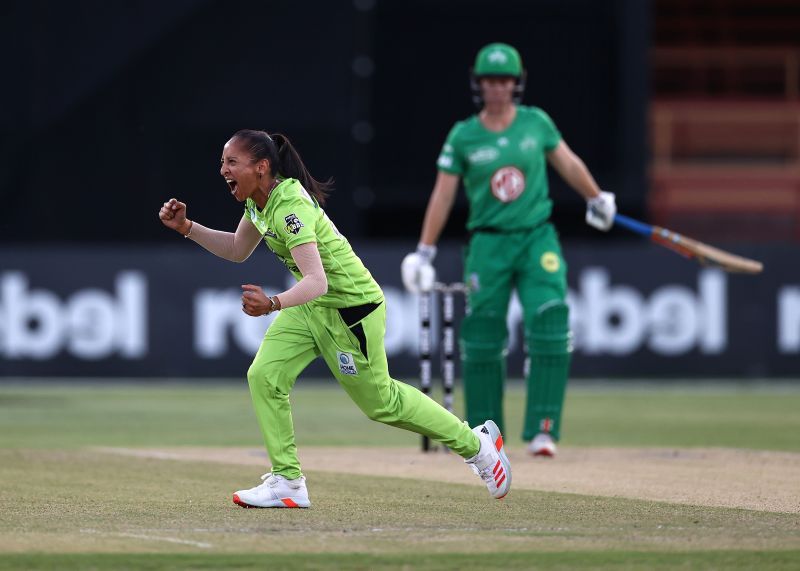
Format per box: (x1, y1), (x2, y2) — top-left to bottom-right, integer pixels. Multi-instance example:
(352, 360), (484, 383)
(420, 171), (461, 247)
(401, 172), (459, 292)
(240, 242), (327, 316)
(546, 141), (601, 200)
(282, 241), (328, 305)
(547, 141), (616, 231)
(159, 198), (262, 262)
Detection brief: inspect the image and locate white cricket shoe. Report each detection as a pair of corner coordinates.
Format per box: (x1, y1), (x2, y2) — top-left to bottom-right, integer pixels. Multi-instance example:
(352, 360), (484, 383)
(529, 432), (557, 457)
(465, 420), (512, 499)
(233, 473), (311, 508)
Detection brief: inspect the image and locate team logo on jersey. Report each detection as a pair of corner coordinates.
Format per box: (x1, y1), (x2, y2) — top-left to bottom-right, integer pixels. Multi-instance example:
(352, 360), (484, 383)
(337, 351), (358, 375)
(468, 147), (499, 165)
(263, 228), (277, 238)
(520, 136), (538, 151)
(540, 252), (560, 273)
(284, 213), (304, 235)
(497, 137), (509, 147)
(490, 166), (525, 203)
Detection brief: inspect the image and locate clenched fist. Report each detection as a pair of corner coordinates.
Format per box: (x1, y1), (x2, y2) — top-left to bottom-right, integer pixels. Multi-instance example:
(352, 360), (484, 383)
(158, 198), (192, 236)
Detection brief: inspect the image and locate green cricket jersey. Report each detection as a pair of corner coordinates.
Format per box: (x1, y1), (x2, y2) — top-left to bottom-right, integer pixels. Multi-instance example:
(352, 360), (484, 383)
(244, 178), (383, 308)
(436, 105), (562, 232)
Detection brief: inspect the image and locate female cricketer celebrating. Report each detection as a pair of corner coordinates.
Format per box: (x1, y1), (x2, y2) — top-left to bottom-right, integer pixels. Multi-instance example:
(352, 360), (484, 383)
(158, 129), (511, 508)
(402, 43), (616, 457)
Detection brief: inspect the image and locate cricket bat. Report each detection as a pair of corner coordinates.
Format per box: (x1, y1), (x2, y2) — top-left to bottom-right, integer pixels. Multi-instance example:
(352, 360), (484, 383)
(614, 214), (764, 274)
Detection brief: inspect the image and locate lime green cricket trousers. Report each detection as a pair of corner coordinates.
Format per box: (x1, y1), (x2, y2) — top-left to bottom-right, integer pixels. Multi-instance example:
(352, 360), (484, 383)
(246, 299), (479, 479)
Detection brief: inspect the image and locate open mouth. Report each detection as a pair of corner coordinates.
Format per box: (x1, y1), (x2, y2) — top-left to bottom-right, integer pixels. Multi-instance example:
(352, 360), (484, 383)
(226, 178), (238, 195)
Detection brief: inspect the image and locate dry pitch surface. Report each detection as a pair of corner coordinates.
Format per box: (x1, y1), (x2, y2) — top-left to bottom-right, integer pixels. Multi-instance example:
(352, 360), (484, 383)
(99, 445), (800, 514)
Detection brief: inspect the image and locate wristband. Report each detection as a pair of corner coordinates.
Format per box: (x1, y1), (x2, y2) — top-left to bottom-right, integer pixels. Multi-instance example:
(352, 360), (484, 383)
(268, 295), (282, 313)
(183, 220), (194, 238)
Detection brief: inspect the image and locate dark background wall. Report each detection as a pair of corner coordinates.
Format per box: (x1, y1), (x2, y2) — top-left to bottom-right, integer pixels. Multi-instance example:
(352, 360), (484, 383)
(0, 0), (648, 244)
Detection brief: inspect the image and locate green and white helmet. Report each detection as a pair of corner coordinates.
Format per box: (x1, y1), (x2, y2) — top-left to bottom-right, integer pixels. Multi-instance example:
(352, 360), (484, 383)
(470, 42), (527, 107)
(473, 43), (523, 77)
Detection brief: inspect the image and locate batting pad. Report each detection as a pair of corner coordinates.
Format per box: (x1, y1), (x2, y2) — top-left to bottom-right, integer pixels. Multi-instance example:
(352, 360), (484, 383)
(460, 314), (508, 433)
(523, 300), (572, 441)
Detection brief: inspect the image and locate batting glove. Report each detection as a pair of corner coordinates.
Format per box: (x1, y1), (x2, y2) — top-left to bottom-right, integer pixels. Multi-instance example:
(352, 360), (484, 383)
(586, 191), (617, 231)
(400, 243), (437, 293)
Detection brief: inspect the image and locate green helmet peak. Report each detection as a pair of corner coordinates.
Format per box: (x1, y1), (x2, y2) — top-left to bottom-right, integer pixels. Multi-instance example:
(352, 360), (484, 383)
(473, 43), (523, 77)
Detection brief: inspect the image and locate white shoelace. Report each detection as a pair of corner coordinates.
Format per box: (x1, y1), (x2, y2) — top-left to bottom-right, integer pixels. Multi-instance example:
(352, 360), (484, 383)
(259, 473), (281, 488)
(259, 473), (304, 490)
(467, 455), (495, 482)
(475, 465), (494, 483)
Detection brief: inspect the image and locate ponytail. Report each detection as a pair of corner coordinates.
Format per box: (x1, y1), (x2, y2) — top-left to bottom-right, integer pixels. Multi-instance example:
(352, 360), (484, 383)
(271, 133), (333, 206)
(231, 129), (333, 206)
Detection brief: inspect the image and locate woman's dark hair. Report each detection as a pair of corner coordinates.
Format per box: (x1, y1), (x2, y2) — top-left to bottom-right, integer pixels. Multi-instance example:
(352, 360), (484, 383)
(231, 129), (333, 206)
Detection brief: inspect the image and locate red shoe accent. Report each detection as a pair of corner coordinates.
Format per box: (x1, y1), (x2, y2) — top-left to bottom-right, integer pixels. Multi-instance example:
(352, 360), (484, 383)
(233, 494), (254, 508)
(496, 473), (507, 488)
(494, 467), (505, 483)
(492, 460), (501, 475)
(281, 498), (300, 508)
(534, 448), (555, 457)
(495, 435), (503, 450)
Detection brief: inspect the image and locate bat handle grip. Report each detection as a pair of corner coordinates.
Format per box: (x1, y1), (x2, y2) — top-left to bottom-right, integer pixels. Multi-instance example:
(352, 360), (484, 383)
(614, 214), (653, 237)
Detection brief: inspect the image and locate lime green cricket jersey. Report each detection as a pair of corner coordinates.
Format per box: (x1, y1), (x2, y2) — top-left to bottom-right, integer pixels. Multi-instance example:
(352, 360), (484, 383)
(245, 178), (383, 308)
(436, 105), (562, 232)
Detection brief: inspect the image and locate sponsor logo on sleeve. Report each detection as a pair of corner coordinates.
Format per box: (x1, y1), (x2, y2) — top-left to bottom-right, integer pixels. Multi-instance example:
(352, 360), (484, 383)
(437, 154), (454, 169)
(337, 351), (358, 375)
(284, 213), (304, 235)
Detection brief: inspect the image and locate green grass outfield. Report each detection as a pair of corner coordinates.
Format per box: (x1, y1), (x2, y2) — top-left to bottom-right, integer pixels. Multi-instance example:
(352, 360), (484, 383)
(1, 380), (799, 570)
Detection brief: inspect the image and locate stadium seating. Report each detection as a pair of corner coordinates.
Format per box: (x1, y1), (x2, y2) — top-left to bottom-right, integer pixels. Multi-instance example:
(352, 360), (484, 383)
(650, 0), (800, 241)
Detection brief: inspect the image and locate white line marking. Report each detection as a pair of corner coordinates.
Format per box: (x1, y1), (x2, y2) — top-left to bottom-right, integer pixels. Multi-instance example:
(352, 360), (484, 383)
(80, 528), (212, 549)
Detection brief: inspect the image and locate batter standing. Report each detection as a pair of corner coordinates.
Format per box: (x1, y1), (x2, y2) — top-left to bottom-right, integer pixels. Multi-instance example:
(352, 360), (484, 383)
(402, 43), (616, 456)
(158, 129), (512, 508)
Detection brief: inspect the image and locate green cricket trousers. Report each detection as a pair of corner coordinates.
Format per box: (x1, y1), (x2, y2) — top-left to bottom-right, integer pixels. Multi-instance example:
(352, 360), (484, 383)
(460, 222), (573, 441)
(246, 298), (479, 479)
